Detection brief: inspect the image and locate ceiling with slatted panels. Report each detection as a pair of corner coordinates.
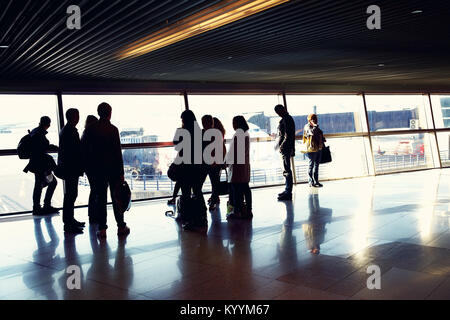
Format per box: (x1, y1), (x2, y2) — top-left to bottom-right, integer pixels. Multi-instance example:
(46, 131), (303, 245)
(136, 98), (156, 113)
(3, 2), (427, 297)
(0, 0), (449, 92)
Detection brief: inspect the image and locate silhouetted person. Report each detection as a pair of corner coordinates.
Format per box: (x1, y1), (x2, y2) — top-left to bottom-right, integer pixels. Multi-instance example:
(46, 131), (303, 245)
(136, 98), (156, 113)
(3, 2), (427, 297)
(274, 105), (296, 201)
(207, 116), (226, 210)
(24, 116), (59, 215)
(58, 108), (85, 233)
(81, 103), (130, 239)
(226, 116), (252, 220)
(81, 115), (99, 223)
(174, 110), (208, 231)
(303, 114), (326, 187)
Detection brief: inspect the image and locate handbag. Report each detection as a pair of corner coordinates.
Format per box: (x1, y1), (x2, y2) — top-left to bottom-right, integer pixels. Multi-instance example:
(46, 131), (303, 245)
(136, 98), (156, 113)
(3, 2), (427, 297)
(217, 168), (229, 196)
(113, 181), (132, 214)
(320, 145), (332, 164)
(167, 162), (183, 182)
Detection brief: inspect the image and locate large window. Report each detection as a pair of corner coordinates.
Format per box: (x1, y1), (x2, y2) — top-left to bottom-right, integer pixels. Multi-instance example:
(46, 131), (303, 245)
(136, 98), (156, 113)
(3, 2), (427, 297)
(364, 95), (432, 132)
(437, 132), (450, 167)
(188, 94), (283, 139)
(371, 133), (436, 173)
(0, 156), (64, 214)
(62, 95), (185, 144)
(0, 95), (59, 149)
(285, 95), (367, 134)
(430, 95), (450, 128)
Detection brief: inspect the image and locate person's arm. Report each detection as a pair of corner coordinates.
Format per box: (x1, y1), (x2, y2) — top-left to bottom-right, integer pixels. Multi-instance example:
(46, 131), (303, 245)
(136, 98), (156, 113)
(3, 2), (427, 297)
(113, 127), (125, 179)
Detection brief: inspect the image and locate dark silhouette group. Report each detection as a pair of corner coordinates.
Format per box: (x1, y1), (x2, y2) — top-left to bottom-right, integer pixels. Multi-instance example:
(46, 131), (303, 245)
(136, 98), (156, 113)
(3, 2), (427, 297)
(25, 102), (326, 236)
(26, 103), (129, 238)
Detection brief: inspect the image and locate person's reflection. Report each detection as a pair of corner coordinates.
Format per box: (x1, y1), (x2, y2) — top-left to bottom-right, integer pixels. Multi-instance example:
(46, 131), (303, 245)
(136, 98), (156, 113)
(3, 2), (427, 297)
(23, 216), (60, 299)
(58, 231), (85, 299)
(86, 225), (134, 299)
(277, 200), (297, 261)
(302, 192), (332, 254)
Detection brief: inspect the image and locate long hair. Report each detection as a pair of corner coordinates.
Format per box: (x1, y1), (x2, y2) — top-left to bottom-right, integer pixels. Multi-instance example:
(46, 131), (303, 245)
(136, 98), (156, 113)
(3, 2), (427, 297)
(181, 110), (196, 132)
(233, 115), (249, 132)
(213, 117), (226, 137)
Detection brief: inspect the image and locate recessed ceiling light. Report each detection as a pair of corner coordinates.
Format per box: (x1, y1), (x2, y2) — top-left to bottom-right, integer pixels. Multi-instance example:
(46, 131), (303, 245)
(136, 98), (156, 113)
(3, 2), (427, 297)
(411, 10), (423, 14)
(378, 64), (385, 67)
(117, 0), (290, 59)
(0, 45), (8, 49)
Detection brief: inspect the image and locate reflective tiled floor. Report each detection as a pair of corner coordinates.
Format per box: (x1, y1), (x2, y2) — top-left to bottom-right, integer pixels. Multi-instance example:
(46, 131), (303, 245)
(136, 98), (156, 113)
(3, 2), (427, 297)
(0, 169), (449, 300)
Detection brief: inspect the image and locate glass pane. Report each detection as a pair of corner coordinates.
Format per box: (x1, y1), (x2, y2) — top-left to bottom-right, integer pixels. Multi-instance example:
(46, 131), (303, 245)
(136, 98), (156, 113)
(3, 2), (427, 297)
(0, 155), (63, 214)
(430, 95), (450, 128)
(365, 95), (432, 132)
(371, 133), (435, 173)
(437, 132), (450, 167)
(294, 137), (370, 182)
(0, 94), (59, 150)
(62, 95), (185, 144)
(285, 95), (367, 134)
(188, 95), (282, 139)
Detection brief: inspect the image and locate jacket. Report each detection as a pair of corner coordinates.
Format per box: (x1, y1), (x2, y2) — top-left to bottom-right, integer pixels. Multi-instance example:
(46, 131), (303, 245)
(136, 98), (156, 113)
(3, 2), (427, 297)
(57, 124), (83, 178)
(226, 131), (250, 183)
(277, 113), (296, 156)
(302, 123), (326, 153)
(24, 126), (58, 174)
(81, 118), (124, 178)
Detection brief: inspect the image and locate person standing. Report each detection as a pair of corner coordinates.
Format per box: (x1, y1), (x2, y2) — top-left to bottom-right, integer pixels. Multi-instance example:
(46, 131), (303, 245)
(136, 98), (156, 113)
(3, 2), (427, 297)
(81, 103), (130, 239)
(226, 116), (252, 220)
(81, 115), (99, 224)
(303, 114), (326, 187)
(24, 116), (59, 215)
(58, 108), (85, 233)
(274, 105), (296, 201)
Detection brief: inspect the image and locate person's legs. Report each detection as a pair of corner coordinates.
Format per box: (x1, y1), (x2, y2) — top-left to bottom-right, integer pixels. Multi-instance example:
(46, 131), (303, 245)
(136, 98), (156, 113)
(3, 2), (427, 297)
(232, 183), (244, 214)
(33, 173), (44, 210)
(209, 166), (221, 203)
(43, 176), (57, 208)
(109, 178), (126, 229)
(307, 152), (316, 185)
(282, 154), (293, 194)
(63, 176), (78, 225)
(87, 175), (98, 223)
(313, 151), (321, 185)
(243, 183), (252, 216)
(92, 177), (108, 231)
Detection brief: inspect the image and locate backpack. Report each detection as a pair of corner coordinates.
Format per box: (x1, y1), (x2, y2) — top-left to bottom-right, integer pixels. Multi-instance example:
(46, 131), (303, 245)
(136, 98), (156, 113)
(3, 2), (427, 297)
(17, 130), (32, 159)
(311, 127), (324, 151)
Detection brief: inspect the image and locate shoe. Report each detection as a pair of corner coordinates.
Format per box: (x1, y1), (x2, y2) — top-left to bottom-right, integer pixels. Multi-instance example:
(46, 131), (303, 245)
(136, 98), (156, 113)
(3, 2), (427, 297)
(314, 182), (323, 188)
(117, 226), (130, 237)
(97, 229), (107, 239)
(43, 205), (59, 214)
(278, 191), (287, 196)
(32, 206), (48, 216)
(309, 182), (315, 187)
(64, 224), (84, 234)
(278, 193), (292, 201)
(167, 198), (176, 205)
(72, 219), (85, 228)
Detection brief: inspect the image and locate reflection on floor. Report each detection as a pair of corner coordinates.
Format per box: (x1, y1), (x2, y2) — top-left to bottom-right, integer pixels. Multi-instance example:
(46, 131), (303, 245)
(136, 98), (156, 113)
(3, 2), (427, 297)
(0, 169), (449, 300)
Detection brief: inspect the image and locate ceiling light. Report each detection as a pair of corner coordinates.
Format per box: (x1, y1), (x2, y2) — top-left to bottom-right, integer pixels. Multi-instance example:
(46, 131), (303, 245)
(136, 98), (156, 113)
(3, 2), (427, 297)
(378, 64), (385, 67)
(117, 0), (290, 60)
(0, 46), (8, 49)
(411, 10), (423, 14)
